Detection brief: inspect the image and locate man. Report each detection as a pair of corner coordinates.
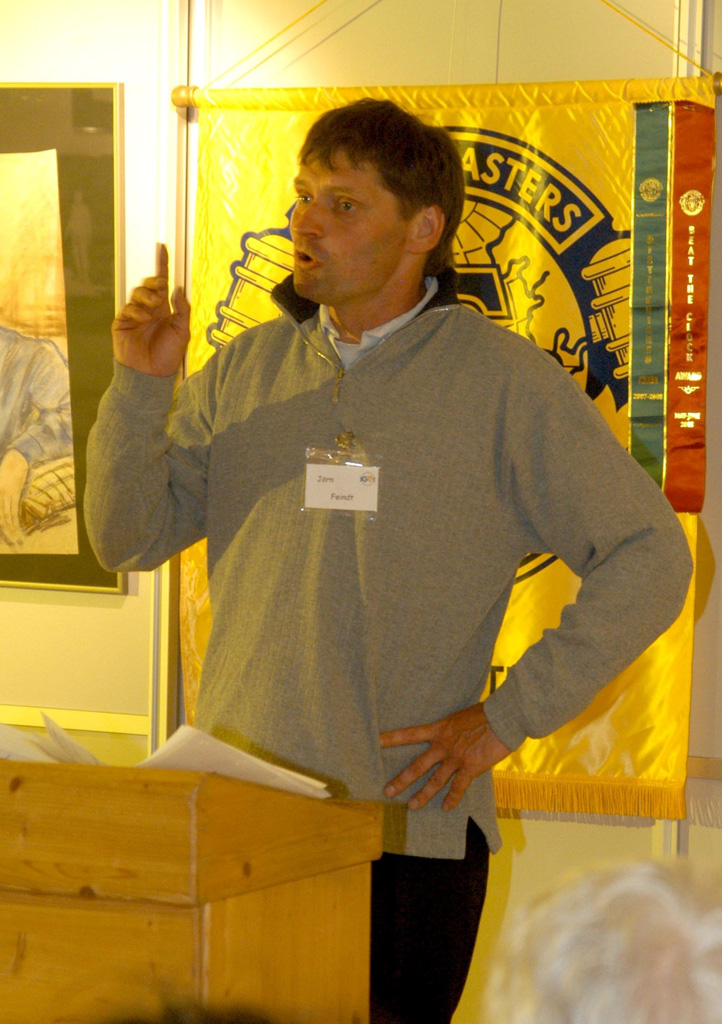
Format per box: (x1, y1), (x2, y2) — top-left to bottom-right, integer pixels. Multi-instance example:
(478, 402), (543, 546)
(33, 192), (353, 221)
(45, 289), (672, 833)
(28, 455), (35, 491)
(86, 99), (692, 1024)
(484, 860), (722, 1024)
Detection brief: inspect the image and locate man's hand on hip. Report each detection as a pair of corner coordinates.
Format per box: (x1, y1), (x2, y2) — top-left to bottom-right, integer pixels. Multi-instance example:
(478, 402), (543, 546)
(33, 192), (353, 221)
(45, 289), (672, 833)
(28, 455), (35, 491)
(112, 243), (191, 378)
(380, 702), (512, 811)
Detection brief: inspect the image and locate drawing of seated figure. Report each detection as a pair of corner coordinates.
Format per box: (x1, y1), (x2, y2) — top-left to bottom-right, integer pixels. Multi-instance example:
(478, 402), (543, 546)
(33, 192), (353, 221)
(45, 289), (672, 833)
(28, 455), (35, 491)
(0, 323), (75, 548)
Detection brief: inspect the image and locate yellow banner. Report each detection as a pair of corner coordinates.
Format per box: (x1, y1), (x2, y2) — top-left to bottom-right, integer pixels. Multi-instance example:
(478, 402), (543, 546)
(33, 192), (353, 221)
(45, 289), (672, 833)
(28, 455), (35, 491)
(183, 79), (710, 818)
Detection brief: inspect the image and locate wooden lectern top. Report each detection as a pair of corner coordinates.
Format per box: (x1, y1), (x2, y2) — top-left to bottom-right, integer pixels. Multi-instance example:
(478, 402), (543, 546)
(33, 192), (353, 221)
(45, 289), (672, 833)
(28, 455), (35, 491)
(0, 761), (383, 906)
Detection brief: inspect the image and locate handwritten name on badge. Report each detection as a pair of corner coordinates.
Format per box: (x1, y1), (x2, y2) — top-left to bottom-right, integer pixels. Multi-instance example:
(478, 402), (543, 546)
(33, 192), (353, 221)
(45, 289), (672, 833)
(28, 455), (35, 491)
(304, 464), (379, 512)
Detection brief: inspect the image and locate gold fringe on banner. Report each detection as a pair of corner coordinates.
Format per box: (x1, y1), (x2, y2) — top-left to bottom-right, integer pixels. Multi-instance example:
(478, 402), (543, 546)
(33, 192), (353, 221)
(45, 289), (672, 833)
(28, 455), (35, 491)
(493, 772), (687, 820)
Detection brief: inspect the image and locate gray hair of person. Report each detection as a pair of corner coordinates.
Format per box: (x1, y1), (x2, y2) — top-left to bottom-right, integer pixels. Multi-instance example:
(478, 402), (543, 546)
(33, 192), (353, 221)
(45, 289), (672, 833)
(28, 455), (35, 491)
(484, 860), (722, 1024)
(298, 98), (465, 277)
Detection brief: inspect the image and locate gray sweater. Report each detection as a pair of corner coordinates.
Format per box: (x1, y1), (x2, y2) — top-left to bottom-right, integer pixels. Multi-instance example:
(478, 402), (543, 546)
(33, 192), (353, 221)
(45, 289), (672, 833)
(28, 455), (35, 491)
(86, 271), (692, 857)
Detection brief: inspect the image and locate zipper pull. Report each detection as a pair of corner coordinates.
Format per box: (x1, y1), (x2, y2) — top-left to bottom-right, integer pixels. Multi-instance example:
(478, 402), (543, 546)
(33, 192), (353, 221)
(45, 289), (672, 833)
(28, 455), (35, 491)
(333, 366), (345, 403)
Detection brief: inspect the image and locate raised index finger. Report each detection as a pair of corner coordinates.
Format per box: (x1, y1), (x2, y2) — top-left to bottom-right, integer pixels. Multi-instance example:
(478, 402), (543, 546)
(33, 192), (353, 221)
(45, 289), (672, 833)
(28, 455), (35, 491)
(155, 242), (169, 281)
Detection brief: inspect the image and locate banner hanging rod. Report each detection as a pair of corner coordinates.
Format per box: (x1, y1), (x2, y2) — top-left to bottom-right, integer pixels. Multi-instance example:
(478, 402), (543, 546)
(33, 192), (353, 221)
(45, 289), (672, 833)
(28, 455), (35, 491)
(171, 74), (722, 109)
(172, 86), (200, 107)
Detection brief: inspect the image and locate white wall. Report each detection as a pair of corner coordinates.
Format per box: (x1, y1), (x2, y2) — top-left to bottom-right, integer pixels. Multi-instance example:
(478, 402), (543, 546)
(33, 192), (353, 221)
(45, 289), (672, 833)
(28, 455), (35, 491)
(1, 1), (721, 1020)
(207, 0), (681, 88)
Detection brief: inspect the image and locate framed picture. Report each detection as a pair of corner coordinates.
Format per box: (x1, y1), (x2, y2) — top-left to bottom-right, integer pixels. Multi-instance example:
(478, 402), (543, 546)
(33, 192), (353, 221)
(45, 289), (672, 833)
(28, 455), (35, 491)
(0, 84), (124, 592)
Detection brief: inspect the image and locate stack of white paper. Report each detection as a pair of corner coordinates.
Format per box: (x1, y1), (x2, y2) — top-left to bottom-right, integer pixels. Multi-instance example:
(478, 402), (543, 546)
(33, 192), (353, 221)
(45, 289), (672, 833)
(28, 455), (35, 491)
(0, 715), (329, 800)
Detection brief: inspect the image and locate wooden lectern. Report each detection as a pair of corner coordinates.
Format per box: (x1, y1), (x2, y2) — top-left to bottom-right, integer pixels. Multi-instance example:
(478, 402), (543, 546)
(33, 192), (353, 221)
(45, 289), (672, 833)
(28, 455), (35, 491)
(0, 762), (383, 1024)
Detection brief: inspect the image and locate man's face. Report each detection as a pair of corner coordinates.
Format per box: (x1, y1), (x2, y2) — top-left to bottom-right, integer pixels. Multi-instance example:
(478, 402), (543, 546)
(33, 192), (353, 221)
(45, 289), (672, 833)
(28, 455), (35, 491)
(290, 152), (426, 334)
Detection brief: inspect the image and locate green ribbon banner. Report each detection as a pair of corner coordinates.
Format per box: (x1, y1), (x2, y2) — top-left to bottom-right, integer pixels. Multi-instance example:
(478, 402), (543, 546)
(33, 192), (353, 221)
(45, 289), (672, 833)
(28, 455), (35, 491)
(630, 102), (671, 486)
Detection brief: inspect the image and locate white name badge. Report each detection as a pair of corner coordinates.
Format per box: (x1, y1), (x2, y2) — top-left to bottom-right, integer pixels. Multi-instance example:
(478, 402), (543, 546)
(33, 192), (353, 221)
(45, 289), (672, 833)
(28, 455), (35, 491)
(304, 462), (379, 512)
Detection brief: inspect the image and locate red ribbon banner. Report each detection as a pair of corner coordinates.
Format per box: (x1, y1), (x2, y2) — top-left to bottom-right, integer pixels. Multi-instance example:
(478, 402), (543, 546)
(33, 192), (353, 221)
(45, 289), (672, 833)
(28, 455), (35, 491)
(665, 101), (715, 513)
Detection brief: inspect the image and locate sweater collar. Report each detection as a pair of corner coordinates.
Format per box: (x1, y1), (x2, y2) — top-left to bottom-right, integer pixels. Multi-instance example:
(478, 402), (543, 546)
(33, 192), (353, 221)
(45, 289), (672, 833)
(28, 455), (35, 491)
(271, 266), (460, 327)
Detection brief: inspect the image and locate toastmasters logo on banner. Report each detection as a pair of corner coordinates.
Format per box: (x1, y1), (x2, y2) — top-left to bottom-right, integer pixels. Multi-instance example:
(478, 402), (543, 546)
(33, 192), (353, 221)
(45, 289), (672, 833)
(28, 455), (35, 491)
(182, 78), (714, 819)
(455, 129), (629, 417)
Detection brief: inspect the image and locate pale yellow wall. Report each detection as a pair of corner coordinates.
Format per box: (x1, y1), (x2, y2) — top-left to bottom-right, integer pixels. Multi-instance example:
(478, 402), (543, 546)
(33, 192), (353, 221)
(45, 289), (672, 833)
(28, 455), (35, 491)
(1, 2), (721, 1020)
(0, 0), (185, 757)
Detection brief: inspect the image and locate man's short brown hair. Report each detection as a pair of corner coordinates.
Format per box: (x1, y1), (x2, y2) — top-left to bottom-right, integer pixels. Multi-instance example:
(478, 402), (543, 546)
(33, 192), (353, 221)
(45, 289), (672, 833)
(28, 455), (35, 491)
(299, 99), (464, 276)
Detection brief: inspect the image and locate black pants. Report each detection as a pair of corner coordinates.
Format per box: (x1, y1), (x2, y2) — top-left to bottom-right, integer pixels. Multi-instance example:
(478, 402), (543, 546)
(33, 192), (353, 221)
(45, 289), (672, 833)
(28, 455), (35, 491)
(370, 819), (490, 1024)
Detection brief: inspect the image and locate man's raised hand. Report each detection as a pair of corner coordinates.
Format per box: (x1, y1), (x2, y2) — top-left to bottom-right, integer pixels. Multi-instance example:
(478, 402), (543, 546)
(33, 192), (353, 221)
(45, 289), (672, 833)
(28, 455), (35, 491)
(112, 244), (191, 377)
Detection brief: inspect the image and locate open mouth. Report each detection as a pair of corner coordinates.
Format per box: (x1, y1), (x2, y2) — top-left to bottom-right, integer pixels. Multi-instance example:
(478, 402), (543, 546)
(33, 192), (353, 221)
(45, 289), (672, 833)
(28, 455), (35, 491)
(295, 250), (321, 267)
